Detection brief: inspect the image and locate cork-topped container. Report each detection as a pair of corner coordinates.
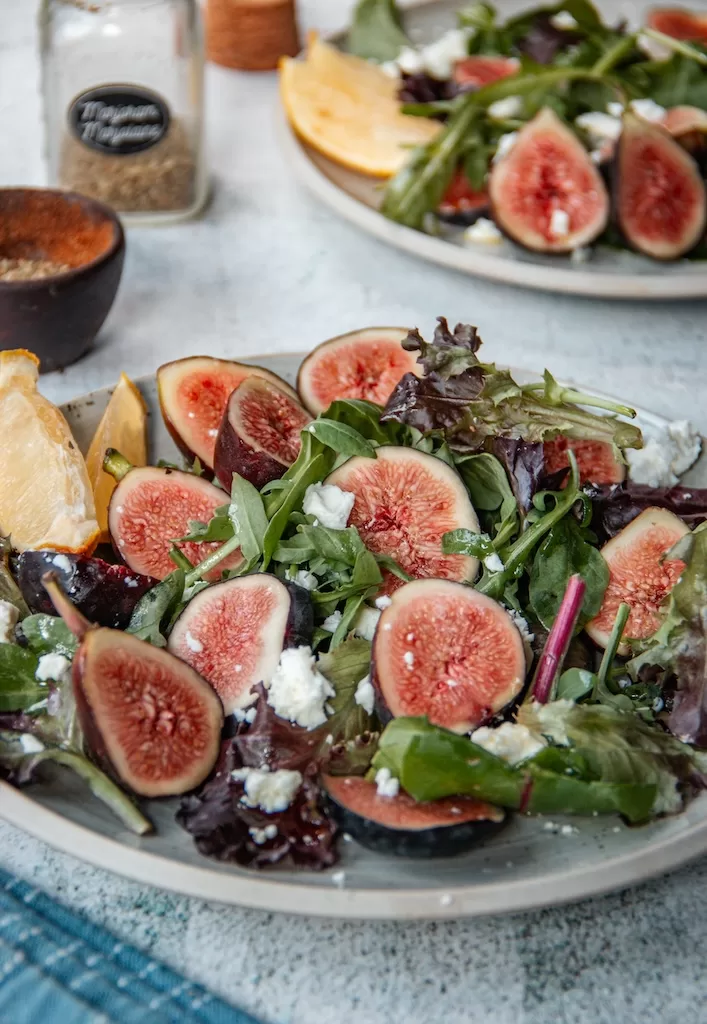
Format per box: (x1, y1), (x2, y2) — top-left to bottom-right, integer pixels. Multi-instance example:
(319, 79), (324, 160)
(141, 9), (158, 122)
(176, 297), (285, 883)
(40, 0), (208, 226)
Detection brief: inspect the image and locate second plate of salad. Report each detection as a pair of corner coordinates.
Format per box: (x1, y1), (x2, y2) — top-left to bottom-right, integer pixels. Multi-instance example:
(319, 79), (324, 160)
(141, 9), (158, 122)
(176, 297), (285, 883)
(278, 0), (707, 298)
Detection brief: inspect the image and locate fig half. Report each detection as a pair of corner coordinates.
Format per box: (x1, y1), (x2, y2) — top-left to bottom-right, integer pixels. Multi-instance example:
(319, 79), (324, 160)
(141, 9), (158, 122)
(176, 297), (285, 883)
(372, 578), (527, 733)
(297, 328), (421, 415)
(647, 7), (707, 43)
(616, 113), (707, 260)
(585, 507), (689, 651)
(325, 446), (480, 593)
(543, 437), (626, 486)
(214, 376), (310, 491)
(663, 106), (707, 157)
(158, 356), (300, 471)
(107, 462), (243, 581)
(488, 107), (610, 253)
(453, 56), (519, 89)
(323, 775), (505, 858)
(168, 574), (313, 714)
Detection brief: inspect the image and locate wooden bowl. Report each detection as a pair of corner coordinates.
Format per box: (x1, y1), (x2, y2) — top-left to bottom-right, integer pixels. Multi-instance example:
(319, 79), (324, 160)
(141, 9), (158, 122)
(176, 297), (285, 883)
(0, 188), (125, 372)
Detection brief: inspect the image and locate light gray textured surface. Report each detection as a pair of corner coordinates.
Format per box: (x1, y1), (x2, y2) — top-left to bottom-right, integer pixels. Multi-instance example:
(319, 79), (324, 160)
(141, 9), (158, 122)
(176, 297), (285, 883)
(1, 1), (707, 1021)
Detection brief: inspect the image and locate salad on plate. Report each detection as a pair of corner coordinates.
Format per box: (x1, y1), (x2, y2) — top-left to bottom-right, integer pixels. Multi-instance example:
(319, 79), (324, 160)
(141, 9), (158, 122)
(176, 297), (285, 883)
(281, 1), (707, 263)
(0, 326), (706, 874)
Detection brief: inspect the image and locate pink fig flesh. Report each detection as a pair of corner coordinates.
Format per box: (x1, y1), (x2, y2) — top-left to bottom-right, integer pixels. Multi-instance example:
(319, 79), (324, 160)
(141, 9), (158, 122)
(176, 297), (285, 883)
(297, 328), (421, 415)
(214, 376), (310, 492)
(157, 355), (300, 471)
(74, 628), (223, 797)
(108, 466), (243, 581)
(488, 107), (610, 253)
(543, 437), (626, 486)
(325, 446), (480, 595)
(372, 578), (527, 733)
(617, 113), (707, 259)
(168, 574), (313, 714)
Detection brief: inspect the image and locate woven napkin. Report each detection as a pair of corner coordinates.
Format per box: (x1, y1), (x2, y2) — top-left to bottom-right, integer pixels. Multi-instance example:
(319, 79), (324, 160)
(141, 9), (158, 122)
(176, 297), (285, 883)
(0, 866), (261, 1024)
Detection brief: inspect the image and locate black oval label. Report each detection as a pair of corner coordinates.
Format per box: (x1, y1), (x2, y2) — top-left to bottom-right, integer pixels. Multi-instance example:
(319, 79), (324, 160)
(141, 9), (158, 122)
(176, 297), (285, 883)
(69, 85), (170, 156)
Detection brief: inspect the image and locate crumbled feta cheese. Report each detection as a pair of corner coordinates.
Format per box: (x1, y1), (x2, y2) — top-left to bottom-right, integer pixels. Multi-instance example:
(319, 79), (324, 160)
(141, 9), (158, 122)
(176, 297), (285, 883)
(396, 45), (425, 75)
(652, 697), (665, 713)
(487, 95), (523, 120)
(235, 664), (242, 673)
(508, 609), (535, 644)
(483, 551), (505, 573)
(184, 631), (203, 654)
(575, 111), (622, 143)
(354, 675), (375, 715)
(302, 482), (355, 530)
(380, 60), (400, 78)
(375, 595), (392, 610)
(549, 208), (570, 238)
(249, 823), (278, 845)
(406, 632), (415, 642)
(471, 722), (546, 764)
(0, 601), (19, 644)
(207, 429), (218, 438)
(124, 577), (140, 588)
(637, 32), (672, 61)
(630, 98), (666, 123)
(626, 420), (701, 488)
(287, 568), (318, 591)
(234, 706), (257, 724)
(232, 766), (303, 813)
(403, 650), (415, 667)
(266, 646), (335, 730)
(550, 10), (578, 29)
(19, 734), (45, 754)
(493, 131), (518, 163)
(331, 870), (346, 888)
(606, 101), (624, 118)
(375, 767), (400, 798)
(463, 218), (503, 246)
(571, 246), (591, 264)
(419, 29), (470, 79)
(353, 605), (381, 641)
(322, 611), (343, 634)
(35, 653), (72, 684)
(52, 554), (73, 574)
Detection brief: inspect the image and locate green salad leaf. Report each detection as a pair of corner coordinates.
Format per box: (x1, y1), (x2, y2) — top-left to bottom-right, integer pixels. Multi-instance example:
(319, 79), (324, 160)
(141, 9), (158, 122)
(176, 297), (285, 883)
(0, 647), (44, 712)
(528, 516), (609, 630)
(347, 0), (410, 63)
(127, 570), (185, 647)
(19, 614), (78, 659)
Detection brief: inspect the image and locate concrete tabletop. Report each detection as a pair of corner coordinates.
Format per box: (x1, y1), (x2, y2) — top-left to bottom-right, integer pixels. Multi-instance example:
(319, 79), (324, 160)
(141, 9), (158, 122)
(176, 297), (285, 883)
(2, 1), (707, 1021)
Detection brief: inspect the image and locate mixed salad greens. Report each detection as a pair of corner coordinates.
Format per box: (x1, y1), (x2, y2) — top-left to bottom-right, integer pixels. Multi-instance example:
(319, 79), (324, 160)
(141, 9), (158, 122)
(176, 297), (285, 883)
(1, 321), (707, 872)
(347, 0), (707, 260)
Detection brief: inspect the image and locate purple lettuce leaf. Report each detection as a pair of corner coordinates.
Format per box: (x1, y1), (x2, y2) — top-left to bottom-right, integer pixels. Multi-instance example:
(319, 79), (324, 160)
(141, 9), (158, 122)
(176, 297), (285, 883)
(586, 483), (707, 543)
(492, 438), (546, 512)
(518, 15), (581, 64)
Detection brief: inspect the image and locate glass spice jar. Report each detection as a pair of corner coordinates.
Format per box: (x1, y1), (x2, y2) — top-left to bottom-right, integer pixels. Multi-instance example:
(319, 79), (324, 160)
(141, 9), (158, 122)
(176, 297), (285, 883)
(39, 0), (207, 225)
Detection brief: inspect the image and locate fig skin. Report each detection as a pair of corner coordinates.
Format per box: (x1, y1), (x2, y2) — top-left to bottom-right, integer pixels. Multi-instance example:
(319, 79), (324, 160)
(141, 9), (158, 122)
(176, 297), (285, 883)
(73, 628), (224, 798)
(157, 355), (300, 473)
(585, 507), (690, 653)
(297, 328), (421, 415)
(168, 574), (313, 715)
(15, 550), (156, 629)
(371, 578), (527, 734)
(616, 113), (707, 260)
(214, 377), (310, 492)
(488, 107), (610, 254)
(323, 775), (506, 858)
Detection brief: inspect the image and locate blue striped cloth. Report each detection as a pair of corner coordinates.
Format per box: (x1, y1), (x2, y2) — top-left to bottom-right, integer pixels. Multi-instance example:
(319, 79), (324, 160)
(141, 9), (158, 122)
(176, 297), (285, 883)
(0, 867), (261, 1024)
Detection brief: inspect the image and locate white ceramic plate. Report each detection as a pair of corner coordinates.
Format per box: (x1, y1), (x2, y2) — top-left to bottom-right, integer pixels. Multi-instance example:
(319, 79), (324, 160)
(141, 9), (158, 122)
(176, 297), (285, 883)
(278, 0), (707, 300)
(1, 353), (706, 920)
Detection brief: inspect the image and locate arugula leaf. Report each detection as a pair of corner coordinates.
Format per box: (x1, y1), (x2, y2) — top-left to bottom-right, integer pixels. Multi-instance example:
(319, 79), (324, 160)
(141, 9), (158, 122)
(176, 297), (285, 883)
(177, 504), (232, 543)
(307, 419), (377, 459)
(0, 538), (29, 619)
(229, 474), (268, 561)
(0, 647), (44, 712)
(318, 637), (372, 717)
(127, 570), (185, 647)
(528, 516), (609, 630)
(19, 614), (78, 659)
(347, 0), (409, 62)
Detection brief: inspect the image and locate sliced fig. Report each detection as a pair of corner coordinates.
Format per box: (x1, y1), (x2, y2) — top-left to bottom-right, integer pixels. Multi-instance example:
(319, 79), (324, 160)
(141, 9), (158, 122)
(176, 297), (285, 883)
(616, 113), (707, 260)
(157, 356), (300, 471)
(15, 550), (156, 629)
(322, 775), (505, 858)
(108, 465), (243, 581)
(325, 446), (480, 593)
(585, 507), (689, 651)
(75, 628), (223, 797)
(646, 8), (707, 42)
(453, 56), (519, 89)
(371, 578), (527, 733)
(438, 168), (490, 224)
(214, 376), (310, 492)
(168, 574), (312, 714)
(488, 107), (610, 253)
(662, 105), (707, 156)
(296, 328), (421, 415)
(543, 437), (626, 486)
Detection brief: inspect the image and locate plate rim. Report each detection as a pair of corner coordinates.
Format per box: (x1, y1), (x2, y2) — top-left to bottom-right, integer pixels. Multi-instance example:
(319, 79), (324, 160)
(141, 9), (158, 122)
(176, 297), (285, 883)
(277, 0), (707, 301)
(2, 358), (706, 920)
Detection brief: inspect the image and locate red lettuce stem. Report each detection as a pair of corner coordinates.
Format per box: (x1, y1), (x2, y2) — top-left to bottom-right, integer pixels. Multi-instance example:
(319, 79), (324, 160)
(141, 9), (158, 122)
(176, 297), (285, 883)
(531, 574), (587, 705)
